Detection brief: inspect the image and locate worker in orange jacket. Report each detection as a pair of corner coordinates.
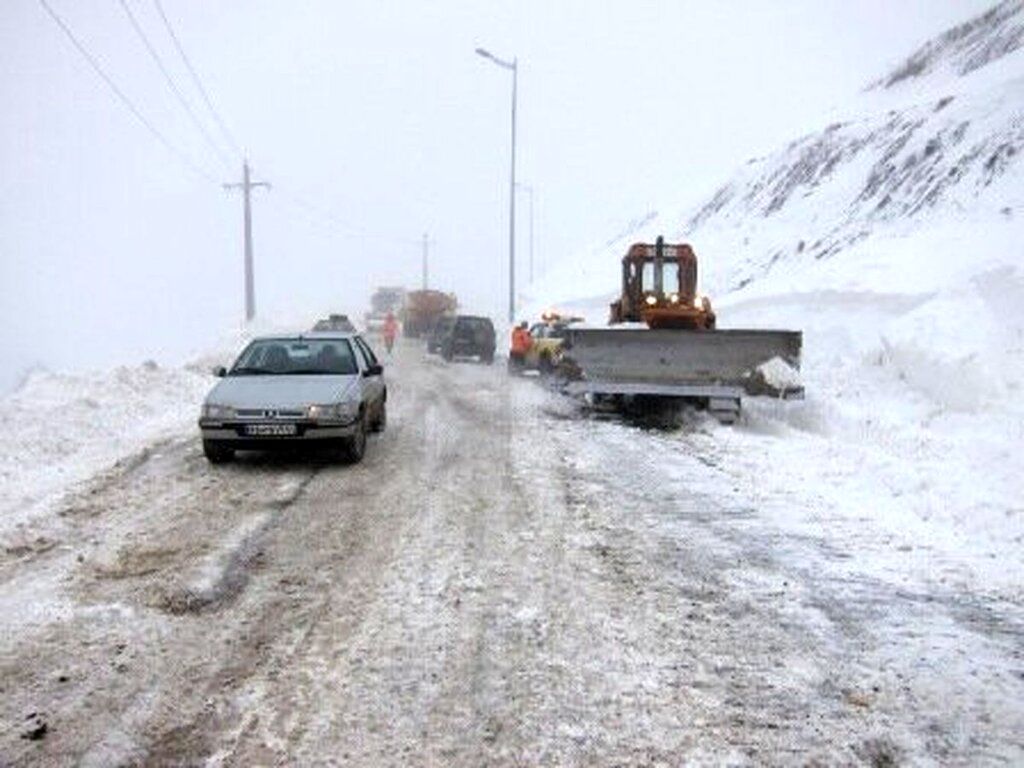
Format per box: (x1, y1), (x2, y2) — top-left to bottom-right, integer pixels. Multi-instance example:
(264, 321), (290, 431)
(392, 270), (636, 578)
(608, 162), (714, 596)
(508, 321), (532, 373)
(383, 311), (399, 354)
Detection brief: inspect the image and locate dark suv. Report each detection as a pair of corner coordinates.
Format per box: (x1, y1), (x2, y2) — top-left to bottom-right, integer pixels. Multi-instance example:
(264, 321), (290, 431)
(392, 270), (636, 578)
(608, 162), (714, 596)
(438, 315), (496, 363)
(426, 316), (456, 354)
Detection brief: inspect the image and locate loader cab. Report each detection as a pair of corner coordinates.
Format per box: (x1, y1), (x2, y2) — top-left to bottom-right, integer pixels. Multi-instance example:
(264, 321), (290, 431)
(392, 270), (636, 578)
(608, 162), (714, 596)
(639, 260), (683, 300)
(611, 236), (715, 329)
(625, 241), (696, 302)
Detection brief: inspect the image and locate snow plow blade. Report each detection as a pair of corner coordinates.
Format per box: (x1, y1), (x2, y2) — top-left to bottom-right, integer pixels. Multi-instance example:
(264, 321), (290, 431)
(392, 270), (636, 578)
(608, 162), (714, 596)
(561, 327), (803, 399)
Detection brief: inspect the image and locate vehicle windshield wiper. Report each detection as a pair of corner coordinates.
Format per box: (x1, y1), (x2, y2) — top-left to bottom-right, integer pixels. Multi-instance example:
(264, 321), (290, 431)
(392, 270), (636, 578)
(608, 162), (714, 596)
(229, 366), (271, 376)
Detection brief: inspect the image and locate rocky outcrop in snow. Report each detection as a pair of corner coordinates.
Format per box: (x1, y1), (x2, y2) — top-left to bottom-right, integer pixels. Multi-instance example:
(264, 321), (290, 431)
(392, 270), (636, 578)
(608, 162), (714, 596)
(871, 0), (1023, 89)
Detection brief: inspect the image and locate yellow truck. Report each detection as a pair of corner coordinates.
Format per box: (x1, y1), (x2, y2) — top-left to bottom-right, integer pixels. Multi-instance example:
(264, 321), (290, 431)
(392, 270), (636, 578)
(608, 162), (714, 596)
(510, 312), (585, 375)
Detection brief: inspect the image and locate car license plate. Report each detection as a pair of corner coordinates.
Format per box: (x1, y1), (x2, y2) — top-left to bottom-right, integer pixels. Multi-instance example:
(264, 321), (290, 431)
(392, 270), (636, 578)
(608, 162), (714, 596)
(245, 423), (297, 437)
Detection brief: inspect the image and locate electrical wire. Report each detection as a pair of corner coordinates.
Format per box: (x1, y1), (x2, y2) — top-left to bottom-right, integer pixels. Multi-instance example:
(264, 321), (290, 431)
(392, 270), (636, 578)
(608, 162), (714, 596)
(41, 0), (422, 251)
(276, 186), (425, 246)
(152, 0), (243, 159)
(117, 0), (234, 171)
(37, 0), (218, 183)
(144, 2), (426, 247)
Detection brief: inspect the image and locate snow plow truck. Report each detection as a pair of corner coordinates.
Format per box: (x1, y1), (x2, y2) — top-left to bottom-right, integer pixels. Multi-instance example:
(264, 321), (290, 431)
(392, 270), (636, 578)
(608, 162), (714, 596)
(559, 237), (803, 423)
(403, 289), (458, 338)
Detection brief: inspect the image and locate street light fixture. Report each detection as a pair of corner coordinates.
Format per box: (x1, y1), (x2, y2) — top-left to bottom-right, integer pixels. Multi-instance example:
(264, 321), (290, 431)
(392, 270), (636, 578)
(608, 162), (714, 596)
(476, 46), (518, 323)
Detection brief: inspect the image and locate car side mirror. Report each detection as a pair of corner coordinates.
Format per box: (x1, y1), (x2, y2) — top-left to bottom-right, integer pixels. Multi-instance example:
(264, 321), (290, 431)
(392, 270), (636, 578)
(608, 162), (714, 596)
(364, 363), (383, 377)
(212, 366), (227, 378)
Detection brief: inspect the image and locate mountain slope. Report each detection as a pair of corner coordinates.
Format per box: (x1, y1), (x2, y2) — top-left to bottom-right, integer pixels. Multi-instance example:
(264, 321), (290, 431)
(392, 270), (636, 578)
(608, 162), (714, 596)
(529, 1), (1024, 311)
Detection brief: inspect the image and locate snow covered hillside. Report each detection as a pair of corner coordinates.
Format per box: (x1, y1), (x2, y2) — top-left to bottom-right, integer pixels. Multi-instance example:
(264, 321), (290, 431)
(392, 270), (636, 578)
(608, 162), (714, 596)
(527, 0), (1024, 312)
(526, 1), (1024, 594)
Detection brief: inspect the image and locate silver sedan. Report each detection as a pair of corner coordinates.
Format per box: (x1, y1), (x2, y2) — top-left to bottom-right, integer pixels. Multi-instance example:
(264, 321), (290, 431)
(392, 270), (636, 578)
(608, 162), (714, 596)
(198, 332), (387, 464)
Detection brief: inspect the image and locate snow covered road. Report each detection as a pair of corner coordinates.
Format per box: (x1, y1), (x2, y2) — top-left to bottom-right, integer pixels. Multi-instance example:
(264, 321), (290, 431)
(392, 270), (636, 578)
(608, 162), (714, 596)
(2, 343), (1022, 765)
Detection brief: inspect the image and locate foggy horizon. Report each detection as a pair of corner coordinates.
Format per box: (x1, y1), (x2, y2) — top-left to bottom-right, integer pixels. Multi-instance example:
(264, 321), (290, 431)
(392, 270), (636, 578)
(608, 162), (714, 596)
(1, 0), (991, 390)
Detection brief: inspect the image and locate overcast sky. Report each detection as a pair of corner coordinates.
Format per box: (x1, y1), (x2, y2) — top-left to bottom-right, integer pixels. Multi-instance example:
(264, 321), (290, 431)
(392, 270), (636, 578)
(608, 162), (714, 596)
(0, 0), (994, 389)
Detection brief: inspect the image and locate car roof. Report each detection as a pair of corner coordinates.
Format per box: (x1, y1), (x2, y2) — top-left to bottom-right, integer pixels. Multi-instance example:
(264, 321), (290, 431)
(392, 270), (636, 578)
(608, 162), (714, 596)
(251, 331), (362, 341)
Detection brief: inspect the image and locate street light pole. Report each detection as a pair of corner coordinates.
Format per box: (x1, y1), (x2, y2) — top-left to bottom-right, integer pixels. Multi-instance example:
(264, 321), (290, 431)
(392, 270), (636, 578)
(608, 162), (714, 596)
(516, 183), (534, 283)
(476, 47), (518, 324)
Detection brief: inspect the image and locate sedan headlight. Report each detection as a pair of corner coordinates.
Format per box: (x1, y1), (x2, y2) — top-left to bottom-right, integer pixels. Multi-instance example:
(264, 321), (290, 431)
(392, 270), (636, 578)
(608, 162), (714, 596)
(307, 402), (358, 423)
(201, 403), (235, 420)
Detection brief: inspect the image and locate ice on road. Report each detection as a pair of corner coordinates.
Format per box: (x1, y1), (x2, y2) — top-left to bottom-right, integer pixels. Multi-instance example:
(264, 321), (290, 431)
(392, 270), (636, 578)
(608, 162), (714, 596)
(1, 343), (1022, 766)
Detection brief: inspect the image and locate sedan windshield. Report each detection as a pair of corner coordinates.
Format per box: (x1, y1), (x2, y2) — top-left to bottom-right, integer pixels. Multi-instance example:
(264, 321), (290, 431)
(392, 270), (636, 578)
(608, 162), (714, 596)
(230, 338), (359, 376)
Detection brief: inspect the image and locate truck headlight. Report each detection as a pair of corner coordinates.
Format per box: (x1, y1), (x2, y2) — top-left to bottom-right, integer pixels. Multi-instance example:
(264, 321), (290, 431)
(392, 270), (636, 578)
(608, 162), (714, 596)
(645, 295), (658, 306)
(201, 403), (235, 419)
(668, 293), (679, 304)
(693, 295), (704, 309)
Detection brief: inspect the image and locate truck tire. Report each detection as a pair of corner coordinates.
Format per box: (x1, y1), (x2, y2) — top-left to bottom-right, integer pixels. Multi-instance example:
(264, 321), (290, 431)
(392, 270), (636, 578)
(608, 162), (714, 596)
(203, 440), (234, 464)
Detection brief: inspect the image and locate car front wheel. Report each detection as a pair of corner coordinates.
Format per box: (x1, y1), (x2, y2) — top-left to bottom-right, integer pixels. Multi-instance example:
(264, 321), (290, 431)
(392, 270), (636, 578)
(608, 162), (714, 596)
(203, 439), (234, 464)
(371, 401), (387, 433)
(343, 412), (368, 463)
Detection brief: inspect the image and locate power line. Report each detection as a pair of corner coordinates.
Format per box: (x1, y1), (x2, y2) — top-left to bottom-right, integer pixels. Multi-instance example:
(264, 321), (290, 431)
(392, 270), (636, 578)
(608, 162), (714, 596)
(37, 0), (217, 183)
(152, 0), (243, 159)
(246, 164), (402, 243)
(276, 186), (378, 240)
(145, 4), (390, 245)
(117, 0), (233, 171)
(44, 0), (422, 255)
(275, 187), (424, 247)
(131, 2), (422, 251)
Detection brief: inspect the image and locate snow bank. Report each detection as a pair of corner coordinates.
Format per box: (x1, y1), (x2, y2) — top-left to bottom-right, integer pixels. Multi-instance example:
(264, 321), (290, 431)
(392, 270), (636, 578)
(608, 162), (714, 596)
(0, 314), (326, 542)
(0, 363), (213, 538)
(716, 220), (1023, 593)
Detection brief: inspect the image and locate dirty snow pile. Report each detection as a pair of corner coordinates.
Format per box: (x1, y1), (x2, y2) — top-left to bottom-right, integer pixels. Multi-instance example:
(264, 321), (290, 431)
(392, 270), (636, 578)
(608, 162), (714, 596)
(526, 1), (1024, 594)
(0, 362), (212, 537)
(0, 321), (282, 540)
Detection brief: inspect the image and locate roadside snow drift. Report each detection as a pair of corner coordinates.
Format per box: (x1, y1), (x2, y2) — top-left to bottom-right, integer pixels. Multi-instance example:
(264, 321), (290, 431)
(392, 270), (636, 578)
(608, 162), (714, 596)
(0, 363), (212, 538)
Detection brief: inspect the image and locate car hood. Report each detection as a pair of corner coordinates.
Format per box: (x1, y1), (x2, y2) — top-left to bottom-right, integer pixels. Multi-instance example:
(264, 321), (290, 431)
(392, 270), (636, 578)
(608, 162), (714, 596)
(206, 375), (359, 409)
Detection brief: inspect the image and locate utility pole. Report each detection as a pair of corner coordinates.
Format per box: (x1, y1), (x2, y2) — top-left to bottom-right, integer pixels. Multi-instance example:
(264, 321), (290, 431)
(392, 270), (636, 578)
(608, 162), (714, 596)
(224, 160), (269, 322)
